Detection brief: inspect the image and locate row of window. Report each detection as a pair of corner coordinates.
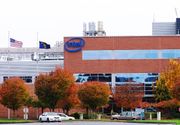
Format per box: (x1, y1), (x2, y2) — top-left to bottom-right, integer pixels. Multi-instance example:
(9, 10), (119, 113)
(74, 73), (159, 83)
(74, 74), (111, 82)
(74, 73), (158, 96)
(82, 49), (180, 60)
(3, 76), (32, 83)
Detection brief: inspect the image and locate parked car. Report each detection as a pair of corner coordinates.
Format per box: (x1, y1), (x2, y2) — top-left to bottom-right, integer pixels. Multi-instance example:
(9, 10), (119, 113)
(39, 112), (62, 122)
(111, 114), (140, 120)
(111, 111), (144, 120)
(57, 113), (75, 120)
(144, 107), (157, 112)
(111, 113), (121, 120)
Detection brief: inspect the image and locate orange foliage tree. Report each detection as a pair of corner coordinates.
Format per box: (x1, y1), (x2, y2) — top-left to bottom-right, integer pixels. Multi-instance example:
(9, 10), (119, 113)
(78, 81), (110, 113)
(154, 98), (180, 118)
(155, 60), (180, 102)
(57, 84), (80, 115)
(0, 77), (29, 116)
(155, 99), (180, 109)
(162, 60), (180, 90)
(35, 67), (74, 111)
(154, 60), (180, 118)
(172, 82), (180, 101)
(114, 83), (144, 110)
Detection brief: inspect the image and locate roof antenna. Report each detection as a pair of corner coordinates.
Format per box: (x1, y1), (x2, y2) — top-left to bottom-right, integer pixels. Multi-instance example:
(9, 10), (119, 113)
(153, 13), (155, 22)
(175, 8), (178, 18)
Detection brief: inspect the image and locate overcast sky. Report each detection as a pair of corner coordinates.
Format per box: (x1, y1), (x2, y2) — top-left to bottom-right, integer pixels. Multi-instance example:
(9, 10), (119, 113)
(0, 0), (179, 48)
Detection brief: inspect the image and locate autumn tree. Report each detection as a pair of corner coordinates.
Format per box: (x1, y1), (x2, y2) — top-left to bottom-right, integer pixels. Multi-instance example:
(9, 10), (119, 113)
(78, 81), (110, 114)
(155, 60), (180, 102)
(32, 99), (47, 113)
(172, 81), (180, 101)
(161, 60), (180, 90)
(114, 83), (144, 110)
(154, 60), (180, 118)
(35, 67), (74, 111)
(0, 77), (29, 117)
(57, 84), (79, 115)
(155, 99), (180, 109)
(35, 73), (53, 110)
(155, 99), (180, 118)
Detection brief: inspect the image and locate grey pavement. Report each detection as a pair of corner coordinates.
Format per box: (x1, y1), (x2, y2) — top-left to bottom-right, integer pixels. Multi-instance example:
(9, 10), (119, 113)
(0, 121), (175, 125)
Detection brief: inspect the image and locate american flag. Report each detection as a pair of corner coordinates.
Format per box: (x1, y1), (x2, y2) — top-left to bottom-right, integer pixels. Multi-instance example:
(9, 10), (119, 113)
(10, 38), (23, 48)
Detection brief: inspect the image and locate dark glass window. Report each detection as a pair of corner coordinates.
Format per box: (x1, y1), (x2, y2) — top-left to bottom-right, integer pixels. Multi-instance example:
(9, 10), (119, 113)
(20, 76), (32, 83)
(145, 77), (158, 82)
(3, 76), (8, 81)
(74, 73), (111, 83)
(145, 91), (153, 95)
(3, 76), (32, 83)
(115, 73), (159, 83)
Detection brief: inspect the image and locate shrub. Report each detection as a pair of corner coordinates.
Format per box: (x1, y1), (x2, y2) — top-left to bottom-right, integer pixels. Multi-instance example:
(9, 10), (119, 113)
(83, 113), (97, 119)
(71, 112), (80, 119)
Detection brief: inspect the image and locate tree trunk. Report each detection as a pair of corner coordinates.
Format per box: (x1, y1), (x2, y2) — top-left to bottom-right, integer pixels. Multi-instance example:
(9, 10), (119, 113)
(66, 108), (70, 115)
(41, 107), (44, 113)
(86, 107), (89, 115)
(13, 110), (15, 119)
(62, 108), (65, 113)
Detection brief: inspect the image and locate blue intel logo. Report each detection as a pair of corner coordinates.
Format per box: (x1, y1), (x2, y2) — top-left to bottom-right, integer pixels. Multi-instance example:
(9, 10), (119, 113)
(64, 38), (85, 52)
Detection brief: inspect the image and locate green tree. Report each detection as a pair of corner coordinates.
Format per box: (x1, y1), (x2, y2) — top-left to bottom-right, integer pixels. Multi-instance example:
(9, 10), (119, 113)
(154, 60), (180, 118)
(78, 81), (110, 114)
(35, 67), (74, 111)
(155, 76), (172, 102)
(155, 60), (180, 102)
(0, 77), (29, 117)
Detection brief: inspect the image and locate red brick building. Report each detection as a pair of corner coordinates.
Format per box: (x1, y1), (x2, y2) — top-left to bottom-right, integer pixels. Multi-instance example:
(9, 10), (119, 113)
(1, 36), (180, 119)
(64, 36), (180, 98)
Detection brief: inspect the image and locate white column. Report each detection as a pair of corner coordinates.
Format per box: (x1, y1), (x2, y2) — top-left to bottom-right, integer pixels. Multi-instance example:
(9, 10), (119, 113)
(157, 112), (161, 120)
(149, 113), (152, 120)
(111, 74), (116, 93)
(8, 108), (10, 119)
(80, 113), (83, 120)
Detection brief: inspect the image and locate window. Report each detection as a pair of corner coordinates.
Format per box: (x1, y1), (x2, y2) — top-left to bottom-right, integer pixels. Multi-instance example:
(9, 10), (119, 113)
(82, 49), (180, 60)
(115, 73), (159, 83)
(74, 73), (112, 83)
(20, 76), (32, 83)
(3, 76), (32, 83)
(3, 76), (8, 81)
(74, 73), (159, 96)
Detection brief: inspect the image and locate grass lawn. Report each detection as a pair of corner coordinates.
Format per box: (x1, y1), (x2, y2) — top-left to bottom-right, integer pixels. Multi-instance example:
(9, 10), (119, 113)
(0, 119), (33, 123)
(81, 119), (180, 124)
(131, 119), (180, 124)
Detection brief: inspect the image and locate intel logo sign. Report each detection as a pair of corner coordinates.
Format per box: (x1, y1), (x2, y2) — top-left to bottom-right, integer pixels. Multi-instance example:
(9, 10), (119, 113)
(64, 38), (85, 52)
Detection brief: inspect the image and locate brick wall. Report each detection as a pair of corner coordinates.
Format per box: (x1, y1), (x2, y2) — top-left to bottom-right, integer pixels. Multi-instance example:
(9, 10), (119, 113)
(64, 36), (180, 74)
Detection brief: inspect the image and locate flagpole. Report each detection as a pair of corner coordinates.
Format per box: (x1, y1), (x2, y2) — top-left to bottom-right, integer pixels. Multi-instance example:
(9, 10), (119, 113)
(36, 32), (39, 75)
(35, 32), (39, 118)
(8, 31), (10, 48)
(7, 31), (10, 60)
(7, 31), (11, 119)
(37, 32), (39, 48)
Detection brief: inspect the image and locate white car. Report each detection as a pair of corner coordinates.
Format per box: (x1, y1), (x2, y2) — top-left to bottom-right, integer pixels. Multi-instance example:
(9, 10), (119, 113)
(39, 112), (62, 122)
(57, 113), (75, 120)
